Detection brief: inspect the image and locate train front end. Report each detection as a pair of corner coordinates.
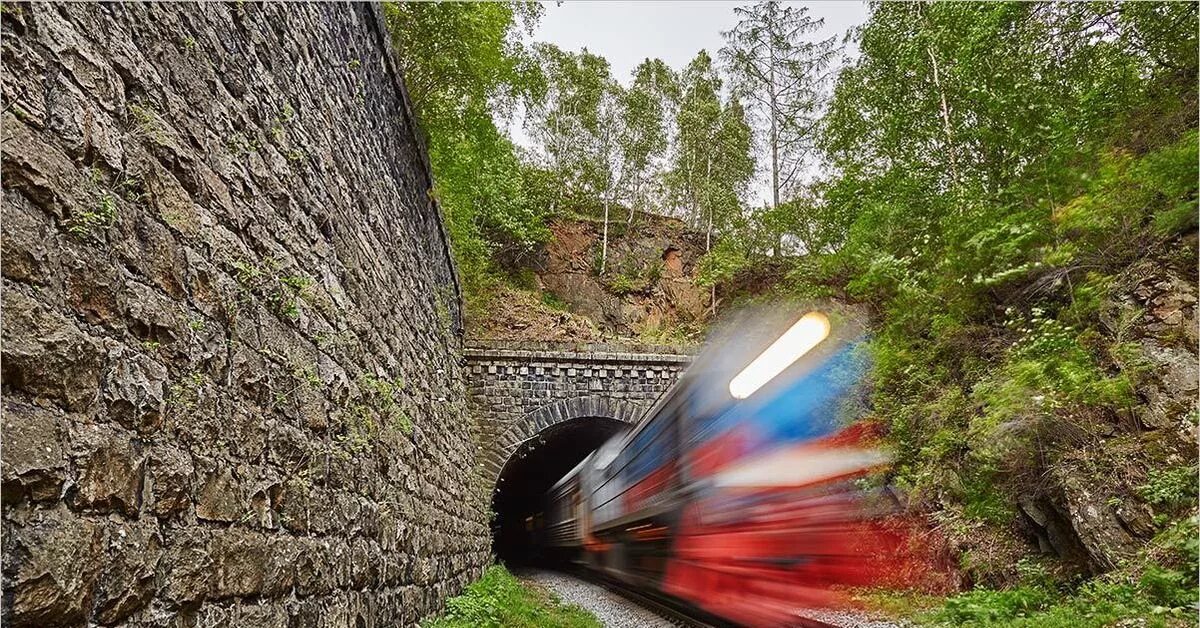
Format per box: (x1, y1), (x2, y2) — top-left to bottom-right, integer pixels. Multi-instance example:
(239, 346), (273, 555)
(659, 308), (921, 626)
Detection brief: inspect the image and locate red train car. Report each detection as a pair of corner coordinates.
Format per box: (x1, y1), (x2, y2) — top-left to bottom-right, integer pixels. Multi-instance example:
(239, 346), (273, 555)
(539, 309), (922, 626)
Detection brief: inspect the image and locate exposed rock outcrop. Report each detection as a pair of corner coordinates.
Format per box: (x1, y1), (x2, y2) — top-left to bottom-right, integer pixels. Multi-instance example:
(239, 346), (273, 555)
(469, 215), (710, 343)
(1025, 252), (1199, 573)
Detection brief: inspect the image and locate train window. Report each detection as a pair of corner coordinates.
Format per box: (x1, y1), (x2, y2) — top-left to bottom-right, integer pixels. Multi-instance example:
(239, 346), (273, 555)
(590, 406), (682, 524)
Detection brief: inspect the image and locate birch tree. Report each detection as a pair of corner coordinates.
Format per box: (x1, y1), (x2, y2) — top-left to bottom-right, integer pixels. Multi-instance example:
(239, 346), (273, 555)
(525, 44), (611, 214)
(670, 51), (724, 232)
(618, 59), (678, 227)
(721, 0), (836, 254)
(670, 51), (755, 312)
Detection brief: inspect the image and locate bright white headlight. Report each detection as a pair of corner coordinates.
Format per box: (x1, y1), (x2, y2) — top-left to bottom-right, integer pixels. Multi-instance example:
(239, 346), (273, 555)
(728, 311), (831, 400)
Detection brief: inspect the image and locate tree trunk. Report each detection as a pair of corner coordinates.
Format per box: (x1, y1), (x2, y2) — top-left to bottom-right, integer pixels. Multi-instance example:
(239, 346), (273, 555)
(915, 3), (960, 192)
(601, 191), (610, 274)
(626, 171), (638, 228)
(769, 60), (782, 257)
(704, 155), (715, 315)
(926, 44), (960, 187)
(707, 205), (716, 317)
(600, 121), (612, 275)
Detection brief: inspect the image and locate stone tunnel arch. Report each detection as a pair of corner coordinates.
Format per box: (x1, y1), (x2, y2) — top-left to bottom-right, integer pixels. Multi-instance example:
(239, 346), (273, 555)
(463, 342), (693, 562)
(489, 396), (643, 563)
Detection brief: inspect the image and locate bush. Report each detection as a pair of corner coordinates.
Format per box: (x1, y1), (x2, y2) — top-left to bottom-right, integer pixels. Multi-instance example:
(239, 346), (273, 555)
(925, 531), (1199, 628)
(926, 577), (1194, 627)
(541, 290), (570, 311)
(1138, 466), (1199, 510)
(422, 565), (600, 628)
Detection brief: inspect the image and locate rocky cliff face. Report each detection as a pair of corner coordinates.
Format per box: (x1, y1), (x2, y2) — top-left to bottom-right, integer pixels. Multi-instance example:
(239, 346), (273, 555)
(1039, 250), (1198, 571)
(2, 4), (487, 626)
(539, 217), (710, 334)
(469, 215), (712, 343)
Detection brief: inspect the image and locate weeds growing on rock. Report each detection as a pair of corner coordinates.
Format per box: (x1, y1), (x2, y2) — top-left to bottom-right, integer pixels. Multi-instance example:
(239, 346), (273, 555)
(231, 257), (316, 321)
(226, 133), (260, 156)
(67, 193), (117, 238)
(334, 373), (411, 458)
(128, 102), (170, 146)
(166, 370), (204, 411)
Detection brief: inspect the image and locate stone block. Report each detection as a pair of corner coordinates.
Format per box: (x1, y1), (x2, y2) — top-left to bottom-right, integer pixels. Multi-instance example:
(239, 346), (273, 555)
(162, 528), (214, 606)
(211, 528), (267, 599)
(1, 400), (66, 504)
(1, 290), (102, 412)
(68, 424), (145, 516)
(194, 465), (243, 523)
(1, 194), (59, 286)
(94, 520), (161, 624)
(148, 444), (194, 518)
(2, 509), (104, 626)
(102, 345), (167, 434)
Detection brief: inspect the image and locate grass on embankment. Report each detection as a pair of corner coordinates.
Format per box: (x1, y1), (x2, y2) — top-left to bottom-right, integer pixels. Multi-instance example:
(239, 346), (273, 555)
(421, 565), (601, 628)
(859, 576), (1195, 628)
(855, 515), (1198, 628)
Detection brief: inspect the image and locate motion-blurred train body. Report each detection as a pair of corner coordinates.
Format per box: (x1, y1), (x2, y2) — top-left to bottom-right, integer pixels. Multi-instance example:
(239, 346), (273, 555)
(534, 310), (914, 626)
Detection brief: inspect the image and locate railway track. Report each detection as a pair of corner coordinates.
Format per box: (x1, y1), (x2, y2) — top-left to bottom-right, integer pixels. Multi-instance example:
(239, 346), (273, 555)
(563, 566), (843, 628)
(569, 567), (728, 628)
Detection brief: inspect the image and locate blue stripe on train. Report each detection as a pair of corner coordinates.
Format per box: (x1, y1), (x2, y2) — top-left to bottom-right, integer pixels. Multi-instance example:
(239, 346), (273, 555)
(692, 341), (868, 449)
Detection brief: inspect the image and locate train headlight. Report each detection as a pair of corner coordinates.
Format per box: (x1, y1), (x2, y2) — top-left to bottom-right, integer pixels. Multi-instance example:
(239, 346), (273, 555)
(729, 311), (830, 400)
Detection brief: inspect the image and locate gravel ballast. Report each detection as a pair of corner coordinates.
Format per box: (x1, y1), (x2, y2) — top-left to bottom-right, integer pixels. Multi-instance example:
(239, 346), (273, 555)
(518, 570), (678, 628)
(518, 569), (905, 628)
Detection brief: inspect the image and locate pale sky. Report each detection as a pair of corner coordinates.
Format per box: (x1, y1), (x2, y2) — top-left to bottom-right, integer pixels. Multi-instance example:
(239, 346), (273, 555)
(510, 0), (872, 205)
(533, 1), (868, 85)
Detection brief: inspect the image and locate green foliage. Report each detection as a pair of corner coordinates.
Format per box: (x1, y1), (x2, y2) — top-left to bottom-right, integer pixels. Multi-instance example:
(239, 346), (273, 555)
(601, 256), (661, 295)
(1055, 131), (1199, 257)
(619, 58), (677, 218)
(540, 290), (569, 312)
(337, 373), (409, 457)
(791, 0), (1200, 593)
(926, 544), (1198, 627)
(817, 0), (1196, 491)
(384, 1), (549, 303)
(695, 239), (750, 287)
(166, 370), (205, 411)
(128, 102), (170, 146)
(722, 1), (837, 252)
(1137, 466), (1199, 510)
(231, 258), (315, 321)
(530, 44), (617, 200)
(422, 565), (600, 628)
(926, 565), (1197, 628)
(667, 50), (755, 245)
(68, 193), (117, 238)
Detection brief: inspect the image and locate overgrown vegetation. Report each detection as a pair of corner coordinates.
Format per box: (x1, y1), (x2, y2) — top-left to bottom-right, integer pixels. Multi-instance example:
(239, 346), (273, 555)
(382, 1), (759, 315)
(856, 512), (1197, 626)
(922, 515), (1198, 626)
(808, 0), (1198, 590)
(387, 0), (1197, 617)
(421, 566), (600, 628)
(335, 373), (410, 457)
(383, 2), (549, 310)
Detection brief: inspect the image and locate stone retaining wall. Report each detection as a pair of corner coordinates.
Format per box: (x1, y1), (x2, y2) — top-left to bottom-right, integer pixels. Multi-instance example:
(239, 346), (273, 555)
(1, 3), (487, 626)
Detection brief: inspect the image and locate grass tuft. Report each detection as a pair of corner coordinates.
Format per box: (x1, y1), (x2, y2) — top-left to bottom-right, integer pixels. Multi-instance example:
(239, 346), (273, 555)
(422, 565), (601, 628)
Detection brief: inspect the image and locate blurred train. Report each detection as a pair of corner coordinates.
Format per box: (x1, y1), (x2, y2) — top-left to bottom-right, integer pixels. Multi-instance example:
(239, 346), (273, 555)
(529, 308), (920, 626)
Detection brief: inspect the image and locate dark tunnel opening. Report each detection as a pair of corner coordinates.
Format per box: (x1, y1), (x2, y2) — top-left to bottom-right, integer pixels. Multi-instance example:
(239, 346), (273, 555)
(491, 416), (629, 565)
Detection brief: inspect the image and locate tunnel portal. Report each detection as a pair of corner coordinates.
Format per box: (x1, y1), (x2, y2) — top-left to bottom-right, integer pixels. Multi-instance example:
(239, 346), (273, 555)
(491, 416), (629, 564)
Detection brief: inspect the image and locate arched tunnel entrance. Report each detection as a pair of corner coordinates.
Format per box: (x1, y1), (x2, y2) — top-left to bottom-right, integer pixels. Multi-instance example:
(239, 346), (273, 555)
(491, 416), (629, 565)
